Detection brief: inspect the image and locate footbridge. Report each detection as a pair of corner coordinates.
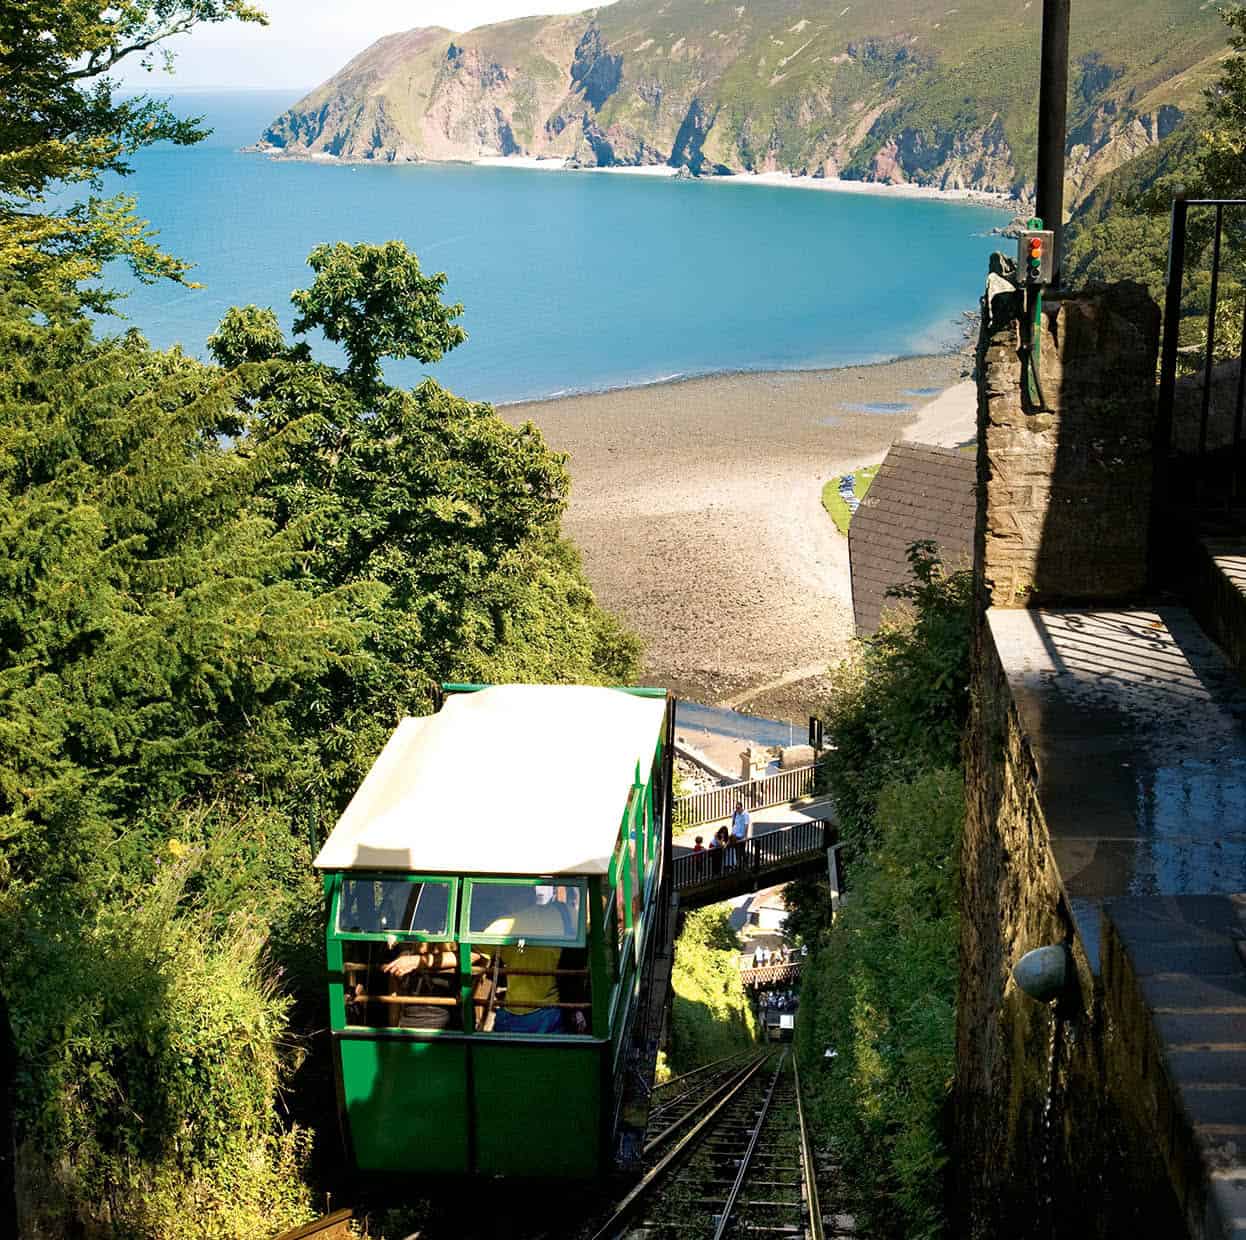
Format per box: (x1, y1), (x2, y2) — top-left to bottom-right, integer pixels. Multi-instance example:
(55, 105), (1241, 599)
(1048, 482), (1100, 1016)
(671, 815), (842, 909)
(738, 959), (804, 990)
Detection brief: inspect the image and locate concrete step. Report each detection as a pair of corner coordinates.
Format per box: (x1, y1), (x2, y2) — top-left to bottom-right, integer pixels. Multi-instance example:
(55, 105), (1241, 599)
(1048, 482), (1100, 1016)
(1192, 537), (1246, 681)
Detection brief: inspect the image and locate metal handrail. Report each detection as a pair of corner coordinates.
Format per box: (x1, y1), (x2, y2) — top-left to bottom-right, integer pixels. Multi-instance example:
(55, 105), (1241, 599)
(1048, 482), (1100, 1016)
(1156, 193), (1246, 513)
(794, 1055), (826, 1240)
(673, 759), (827, 829)
(672, 818), (835, 891)
(740, 960), (804, 988)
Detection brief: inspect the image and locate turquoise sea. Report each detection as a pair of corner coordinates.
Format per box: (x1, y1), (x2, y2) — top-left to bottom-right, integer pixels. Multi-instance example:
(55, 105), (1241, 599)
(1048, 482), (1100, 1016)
(102, 91), (1011, 406)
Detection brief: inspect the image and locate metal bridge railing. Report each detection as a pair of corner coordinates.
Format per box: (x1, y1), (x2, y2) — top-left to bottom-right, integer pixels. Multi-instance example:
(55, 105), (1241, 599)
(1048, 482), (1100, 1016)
(671, 818), (834, 891)
(672, 761), (826, 829)
(1157, 194), (1246, 510)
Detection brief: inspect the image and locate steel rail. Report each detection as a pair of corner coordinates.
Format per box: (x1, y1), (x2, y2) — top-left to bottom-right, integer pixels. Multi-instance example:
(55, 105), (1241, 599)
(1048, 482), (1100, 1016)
(793, 1053), (825, 1240)
(650, 1048), (754, 1097)
(271, 1208), (352, 1240)
(710, 1050), (788, 1240)
(588, 1054), (772, 1240)
(646, 1050), (760, 1132)
(643, 1052), (768, 1157)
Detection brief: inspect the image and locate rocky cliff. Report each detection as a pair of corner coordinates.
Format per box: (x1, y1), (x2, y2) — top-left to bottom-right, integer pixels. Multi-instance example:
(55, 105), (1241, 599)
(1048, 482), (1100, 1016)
(258, 0), (1229, 205)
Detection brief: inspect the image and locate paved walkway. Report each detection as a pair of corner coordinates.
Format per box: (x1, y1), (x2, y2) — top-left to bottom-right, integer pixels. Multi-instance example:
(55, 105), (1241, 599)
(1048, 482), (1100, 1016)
(673, 796), (835, 851)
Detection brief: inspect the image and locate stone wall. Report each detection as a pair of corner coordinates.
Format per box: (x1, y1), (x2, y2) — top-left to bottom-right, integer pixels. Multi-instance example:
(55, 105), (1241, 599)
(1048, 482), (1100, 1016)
(956, 274), (1205, 1237)
(975, 274), (1160, 606)
(955, 623), (1187, 1237)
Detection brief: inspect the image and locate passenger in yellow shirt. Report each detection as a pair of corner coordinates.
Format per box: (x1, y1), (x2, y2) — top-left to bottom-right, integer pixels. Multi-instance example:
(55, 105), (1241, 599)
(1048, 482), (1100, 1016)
(485, 885), (570, 1034)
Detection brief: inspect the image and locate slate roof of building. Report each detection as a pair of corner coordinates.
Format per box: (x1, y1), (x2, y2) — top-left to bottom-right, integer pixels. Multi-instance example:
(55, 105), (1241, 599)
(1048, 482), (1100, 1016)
(848, 440), (976, 636)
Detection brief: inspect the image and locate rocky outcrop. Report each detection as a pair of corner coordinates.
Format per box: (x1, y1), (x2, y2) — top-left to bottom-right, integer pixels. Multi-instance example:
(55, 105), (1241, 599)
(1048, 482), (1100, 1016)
(255, 0), (1227, 205)
(571, 24), (623, 111)
(1065, 102), (1184, 208)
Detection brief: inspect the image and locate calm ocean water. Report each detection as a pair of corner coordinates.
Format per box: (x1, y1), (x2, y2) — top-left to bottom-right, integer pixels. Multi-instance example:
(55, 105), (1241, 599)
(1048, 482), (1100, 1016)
(99, 91), (1010, 405)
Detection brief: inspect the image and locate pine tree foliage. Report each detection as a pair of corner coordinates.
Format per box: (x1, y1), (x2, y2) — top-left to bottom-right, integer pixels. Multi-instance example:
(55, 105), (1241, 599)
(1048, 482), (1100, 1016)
(0, 3), (267, 302)
(0, 282), (365, 902)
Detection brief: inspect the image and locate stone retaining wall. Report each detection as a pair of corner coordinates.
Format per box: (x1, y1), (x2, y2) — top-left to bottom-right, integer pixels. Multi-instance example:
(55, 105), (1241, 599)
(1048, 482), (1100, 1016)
(975, 272), (1159, 607)
(955, 621), (1186, 1237)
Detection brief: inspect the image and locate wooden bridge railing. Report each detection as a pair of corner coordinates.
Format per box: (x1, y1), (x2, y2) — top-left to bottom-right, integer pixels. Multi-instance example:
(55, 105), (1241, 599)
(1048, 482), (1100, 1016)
(672, 818), (834, 892)
(739, 960), (803, 989)
(673, 760), (827, 829)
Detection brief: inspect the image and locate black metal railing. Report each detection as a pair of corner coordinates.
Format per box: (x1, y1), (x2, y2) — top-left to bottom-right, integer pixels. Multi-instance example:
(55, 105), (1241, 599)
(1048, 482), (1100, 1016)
(671, 818), (835, 891)
(1157, 193), (1246, 509)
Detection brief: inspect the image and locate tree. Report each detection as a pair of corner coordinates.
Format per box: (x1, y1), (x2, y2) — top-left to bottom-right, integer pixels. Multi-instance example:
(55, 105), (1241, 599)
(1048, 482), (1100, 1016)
(289, 241), (468, 389)
(209, 242), (639, 790)
(0, 3), (267, 303)
(0, 279), (366, 902)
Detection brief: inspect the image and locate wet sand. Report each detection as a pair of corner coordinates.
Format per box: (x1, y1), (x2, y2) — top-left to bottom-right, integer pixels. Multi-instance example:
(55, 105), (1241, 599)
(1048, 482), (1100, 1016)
(504, 354), (975, 721)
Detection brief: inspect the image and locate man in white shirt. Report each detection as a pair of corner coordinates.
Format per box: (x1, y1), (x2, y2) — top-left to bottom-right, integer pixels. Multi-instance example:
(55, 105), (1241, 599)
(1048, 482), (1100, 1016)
(727, 797), (747, 867)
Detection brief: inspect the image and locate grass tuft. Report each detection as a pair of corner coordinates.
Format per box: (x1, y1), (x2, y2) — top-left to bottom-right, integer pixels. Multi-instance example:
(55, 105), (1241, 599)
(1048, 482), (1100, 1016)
(822, 463), (881, 535)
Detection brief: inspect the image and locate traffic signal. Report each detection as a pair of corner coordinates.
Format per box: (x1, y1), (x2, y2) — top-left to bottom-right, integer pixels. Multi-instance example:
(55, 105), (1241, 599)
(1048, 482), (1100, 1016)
(1017, 229), (1054, 286)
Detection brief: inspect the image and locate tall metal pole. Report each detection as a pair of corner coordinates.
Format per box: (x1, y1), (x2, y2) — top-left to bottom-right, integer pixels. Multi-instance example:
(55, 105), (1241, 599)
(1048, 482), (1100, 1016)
(1035, 0), (1071, 285)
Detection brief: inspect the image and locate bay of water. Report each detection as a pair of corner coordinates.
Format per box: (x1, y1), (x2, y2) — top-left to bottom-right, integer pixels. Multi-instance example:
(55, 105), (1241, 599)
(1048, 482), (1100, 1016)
(102, 90), (1010, 405)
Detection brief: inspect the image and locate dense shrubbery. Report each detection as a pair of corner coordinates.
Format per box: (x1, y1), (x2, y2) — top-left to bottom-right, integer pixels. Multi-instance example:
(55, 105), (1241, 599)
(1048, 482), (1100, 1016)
(790, 545), (972, 1239)
(796, 771), (962, 1239)
(815, 543), (971, 849)
(11, 845), (313, 1239)
(0, 8), (640, 1234)
(667, 906), (758, 1074)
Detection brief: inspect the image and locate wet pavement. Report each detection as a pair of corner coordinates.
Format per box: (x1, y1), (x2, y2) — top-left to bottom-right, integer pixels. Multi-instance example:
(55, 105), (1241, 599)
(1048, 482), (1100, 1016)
(990, 604), (1246, 1238)
(989, 607), (1246, 910)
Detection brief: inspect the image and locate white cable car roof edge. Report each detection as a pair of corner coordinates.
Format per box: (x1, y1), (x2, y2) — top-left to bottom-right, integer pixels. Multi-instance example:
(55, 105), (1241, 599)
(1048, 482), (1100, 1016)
(313, 684), (669, 876)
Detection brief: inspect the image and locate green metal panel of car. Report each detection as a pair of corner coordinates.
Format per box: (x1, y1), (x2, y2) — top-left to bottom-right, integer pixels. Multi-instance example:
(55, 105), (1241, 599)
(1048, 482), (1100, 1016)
(469, 1041), (603, 1177)
(339, 1037), (469, 1174)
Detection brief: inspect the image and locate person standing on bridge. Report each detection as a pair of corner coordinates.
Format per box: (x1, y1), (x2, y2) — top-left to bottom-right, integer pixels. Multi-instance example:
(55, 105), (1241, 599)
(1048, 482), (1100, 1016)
(730, 801), (751, 867)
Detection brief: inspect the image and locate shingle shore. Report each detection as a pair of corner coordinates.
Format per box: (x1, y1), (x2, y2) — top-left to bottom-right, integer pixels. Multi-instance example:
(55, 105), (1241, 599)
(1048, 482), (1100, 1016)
(506, 354), (970, 719)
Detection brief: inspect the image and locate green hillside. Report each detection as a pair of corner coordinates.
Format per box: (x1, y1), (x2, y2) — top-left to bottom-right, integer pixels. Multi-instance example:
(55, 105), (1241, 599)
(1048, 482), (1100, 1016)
(259, 0), (1226, 205)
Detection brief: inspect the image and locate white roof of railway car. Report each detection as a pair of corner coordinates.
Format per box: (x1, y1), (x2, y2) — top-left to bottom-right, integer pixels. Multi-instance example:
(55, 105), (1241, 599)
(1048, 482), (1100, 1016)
(313, 684), (668, 876)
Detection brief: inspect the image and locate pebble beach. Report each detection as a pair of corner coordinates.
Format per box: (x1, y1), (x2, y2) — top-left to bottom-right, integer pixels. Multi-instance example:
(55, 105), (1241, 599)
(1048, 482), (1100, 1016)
(505, 353), (978, 721)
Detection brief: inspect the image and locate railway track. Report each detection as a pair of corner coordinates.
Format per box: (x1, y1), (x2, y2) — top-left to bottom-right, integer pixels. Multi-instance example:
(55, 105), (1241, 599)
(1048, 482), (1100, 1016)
(588, 1050), (855, 1240)
(273, 1208), (352, 1240)
(276, 1053), (858, 1240)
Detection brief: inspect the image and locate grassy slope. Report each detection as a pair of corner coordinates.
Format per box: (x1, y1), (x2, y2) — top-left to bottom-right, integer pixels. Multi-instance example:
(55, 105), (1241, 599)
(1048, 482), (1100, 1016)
(667, 905), (759, 1075)
(822, 464), (880, 537)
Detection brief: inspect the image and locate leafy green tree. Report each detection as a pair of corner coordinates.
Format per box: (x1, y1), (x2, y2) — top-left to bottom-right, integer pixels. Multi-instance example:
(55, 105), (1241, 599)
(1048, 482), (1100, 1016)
(289, 241), (468, 388)
(0, 2), (266, 302)
(0, 12), (641, 1232)
(210, 242), (639, 788)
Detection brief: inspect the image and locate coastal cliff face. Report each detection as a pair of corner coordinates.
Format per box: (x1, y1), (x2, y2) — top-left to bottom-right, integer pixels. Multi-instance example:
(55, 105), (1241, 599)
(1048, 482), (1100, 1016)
(259, 0), (1227, 204)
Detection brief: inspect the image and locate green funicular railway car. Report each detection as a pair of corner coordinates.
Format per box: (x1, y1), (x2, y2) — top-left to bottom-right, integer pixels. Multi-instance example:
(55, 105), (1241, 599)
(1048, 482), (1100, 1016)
(314, 683), (674, 1179)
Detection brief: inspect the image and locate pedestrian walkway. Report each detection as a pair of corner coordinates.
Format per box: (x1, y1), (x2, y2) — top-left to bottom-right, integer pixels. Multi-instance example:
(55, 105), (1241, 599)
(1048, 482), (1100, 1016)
(672, 817), (836, 908)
